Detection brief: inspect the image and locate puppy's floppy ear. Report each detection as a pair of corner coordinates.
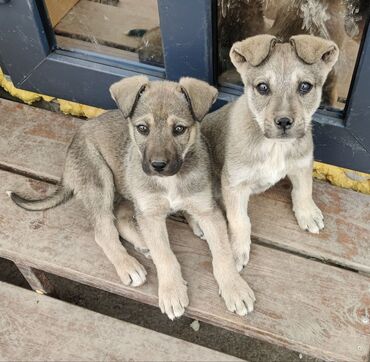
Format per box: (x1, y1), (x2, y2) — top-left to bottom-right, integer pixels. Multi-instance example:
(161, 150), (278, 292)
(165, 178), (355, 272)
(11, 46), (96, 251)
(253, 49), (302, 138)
(109, 75), (149, 118)
(179, 77), (218, 122)
(290, 35), (339, 69)
(230, 34), (277, 69)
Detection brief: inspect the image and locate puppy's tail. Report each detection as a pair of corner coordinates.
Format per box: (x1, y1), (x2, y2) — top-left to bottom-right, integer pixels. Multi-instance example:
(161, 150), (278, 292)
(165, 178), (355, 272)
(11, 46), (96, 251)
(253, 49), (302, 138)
(7, 186), (73, 211)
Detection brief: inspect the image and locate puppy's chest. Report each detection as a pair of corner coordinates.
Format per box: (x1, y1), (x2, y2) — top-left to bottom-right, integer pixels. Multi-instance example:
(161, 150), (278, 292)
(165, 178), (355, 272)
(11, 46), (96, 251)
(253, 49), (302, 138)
(230, 143), (294, 193)
(164, 182), (184, 211)
(252, 155), (287, 193)
(156, 177), (188, 212)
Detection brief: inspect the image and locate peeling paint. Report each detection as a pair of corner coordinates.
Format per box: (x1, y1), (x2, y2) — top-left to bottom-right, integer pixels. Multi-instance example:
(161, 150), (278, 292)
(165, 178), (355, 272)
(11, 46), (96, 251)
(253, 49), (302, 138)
(0, 68), (105, 118)
(313, 161), (370, 194)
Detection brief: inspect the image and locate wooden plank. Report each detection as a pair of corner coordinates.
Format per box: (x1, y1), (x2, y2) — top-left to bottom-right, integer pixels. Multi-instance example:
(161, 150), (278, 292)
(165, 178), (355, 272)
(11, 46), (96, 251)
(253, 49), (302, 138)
(0, 282), (240, 361)
(56, 35), (139, 62)
(0, 171), (369, 362)
(249, 177), (370, 272)
(44, 0), (80, 27)
(0, 99), (79, 182)
(54, 0), (159, 51)
(0, 98), (369, 274)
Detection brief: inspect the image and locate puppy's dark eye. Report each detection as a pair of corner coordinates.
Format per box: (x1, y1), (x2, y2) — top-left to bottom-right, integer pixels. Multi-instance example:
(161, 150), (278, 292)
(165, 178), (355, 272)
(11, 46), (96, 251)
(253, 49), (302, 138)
(298, 82), (313, 95)
(136, 124), (149, 135)
(256, 83), (270, 95)
(173, 125), (187, 136)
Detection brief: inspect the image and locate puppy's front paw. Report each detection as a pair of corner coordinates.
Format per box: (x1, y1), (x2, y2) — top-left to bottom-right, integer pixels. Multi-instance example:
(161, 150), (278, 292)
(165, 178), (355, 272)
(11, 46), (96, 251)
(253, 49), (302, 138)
(231, 239), (251, 272)
(115, 253), (147, 287)
(159, 278), (189, 320)
(219, 275), (255, 316)
(294, 201), (324, 234)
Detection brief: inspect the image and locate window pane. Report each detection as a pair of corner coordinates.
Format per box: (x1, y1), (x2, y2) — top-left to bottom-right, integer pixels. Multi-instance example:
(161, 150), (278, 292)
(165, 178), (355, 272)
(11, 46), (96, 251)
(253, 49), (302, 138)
(218, 0), (370, 110)
(45, 0), (164, 68)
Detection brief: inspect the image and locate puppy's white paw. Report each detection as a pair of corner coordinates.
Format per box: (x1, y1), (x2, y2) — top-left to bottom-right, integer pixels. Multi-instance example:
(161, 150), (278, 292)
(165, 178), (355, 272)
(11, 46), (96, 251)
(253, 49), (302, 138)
(231, 240), (251, 272)
(294, 201), (324, 234)
(188, 220), (206, 240)
(219, 275), (255, 316)
(115, 253), (147, 287)
(193, 226), (206, 240)
(159, 278), (189, 320)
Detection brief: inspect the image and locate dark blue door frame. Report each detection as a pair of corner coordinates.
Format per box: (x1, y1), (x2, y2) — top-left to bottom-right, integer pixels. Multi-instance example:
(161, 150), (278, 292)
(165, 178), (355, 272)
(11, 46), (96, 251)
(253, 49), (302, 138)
(0, 0), (369, 172)
(0, 0), (166, 108)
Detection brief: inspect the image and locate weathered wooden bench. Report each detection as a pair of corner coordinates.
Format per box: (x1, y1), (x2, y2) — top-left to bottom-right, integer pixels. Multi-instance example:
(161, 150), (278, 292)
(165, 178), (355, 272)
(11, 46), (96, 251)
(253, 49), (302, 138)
(0, 99), (369, 361)
(0, 281), (241, 361)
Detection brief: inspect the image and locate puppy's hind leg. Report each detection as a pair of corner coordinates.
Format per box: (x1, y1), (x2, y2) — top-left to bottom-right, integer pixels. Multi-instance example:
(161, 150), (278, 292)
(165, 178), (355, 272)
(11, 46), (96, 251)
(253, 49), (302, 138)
(115, 200), (151, 258)
(93, 211), (147, 286)
(79, 168), (146, 287)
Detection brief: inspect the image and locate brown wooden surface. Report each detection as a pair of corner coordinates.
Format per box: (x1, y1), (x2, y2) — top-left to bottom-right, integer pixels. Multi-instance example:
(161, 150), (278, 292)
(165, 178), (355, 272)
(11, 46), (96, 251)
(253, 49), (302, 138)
(0, 100), (79, 182)
(0, 170), (369, 361)
(54, 0), (159, 51)
(44, 0), (80, 27)
(250, 178), (370, 273)
(0, 282), (241, 361)
(1, 98), (369, 275)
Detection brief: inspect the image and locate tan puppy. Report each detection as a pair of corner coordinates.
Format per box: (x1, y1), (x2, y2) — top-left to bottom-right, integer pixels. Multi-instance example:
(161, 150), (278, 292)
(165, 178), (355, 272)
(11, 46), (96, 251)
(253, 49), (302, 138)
(200, 35), (339, 271)
(9, 76), (255, 319)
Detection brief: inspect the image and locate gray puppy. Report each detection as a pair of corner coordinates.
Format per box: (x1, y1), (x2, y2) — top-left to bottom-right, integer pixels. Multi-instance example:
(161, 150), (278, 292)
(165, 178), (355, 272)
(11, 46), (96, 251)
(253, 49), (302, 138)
(200, 35), (339, 271)
(9, 76), (255, 320)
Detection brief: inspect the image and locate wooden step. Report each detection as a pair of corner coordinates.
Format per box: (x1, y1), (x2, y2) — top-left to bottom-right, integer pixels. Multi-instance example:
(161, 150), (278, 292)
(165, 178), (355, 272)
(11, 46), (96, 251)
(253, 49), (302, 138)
(0, 169), (369, 361)
(0, 282), (241, 361)
(1, 98), (369, 274)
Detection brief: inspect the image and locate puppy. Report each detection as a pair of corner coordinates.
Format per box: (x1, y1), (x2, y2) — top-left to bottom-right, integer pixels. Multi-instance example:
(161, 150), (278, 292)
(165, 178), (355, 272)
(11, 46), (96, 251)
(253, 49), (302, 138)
(9, 76), (255, 319)
(201, 35), (339, 271)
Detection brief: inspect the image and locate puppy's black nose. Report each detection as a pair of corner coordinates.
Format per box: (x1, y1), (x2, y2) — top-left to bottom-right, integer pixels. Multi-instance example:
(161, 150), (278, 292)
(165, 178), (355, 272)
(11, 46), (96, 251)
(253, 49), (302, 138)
(151, 160), (167, 172)
(274, 117), (294, 130)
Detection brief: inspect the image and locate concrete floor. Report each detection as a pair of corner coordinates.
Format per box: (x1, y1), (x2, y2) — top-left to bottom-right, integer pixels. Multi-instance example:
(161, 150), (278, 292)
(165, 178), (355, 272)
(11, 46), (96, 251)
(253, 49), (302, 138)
(0, 257), (322, 362)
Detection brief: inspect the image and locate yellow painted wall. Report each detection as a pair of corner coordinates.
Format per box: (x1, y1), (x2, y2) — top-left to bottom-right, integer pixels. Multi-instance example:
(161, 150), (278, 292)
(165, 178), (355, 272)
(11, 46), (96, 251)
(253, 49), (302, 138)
(1, 68), (369, 194)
